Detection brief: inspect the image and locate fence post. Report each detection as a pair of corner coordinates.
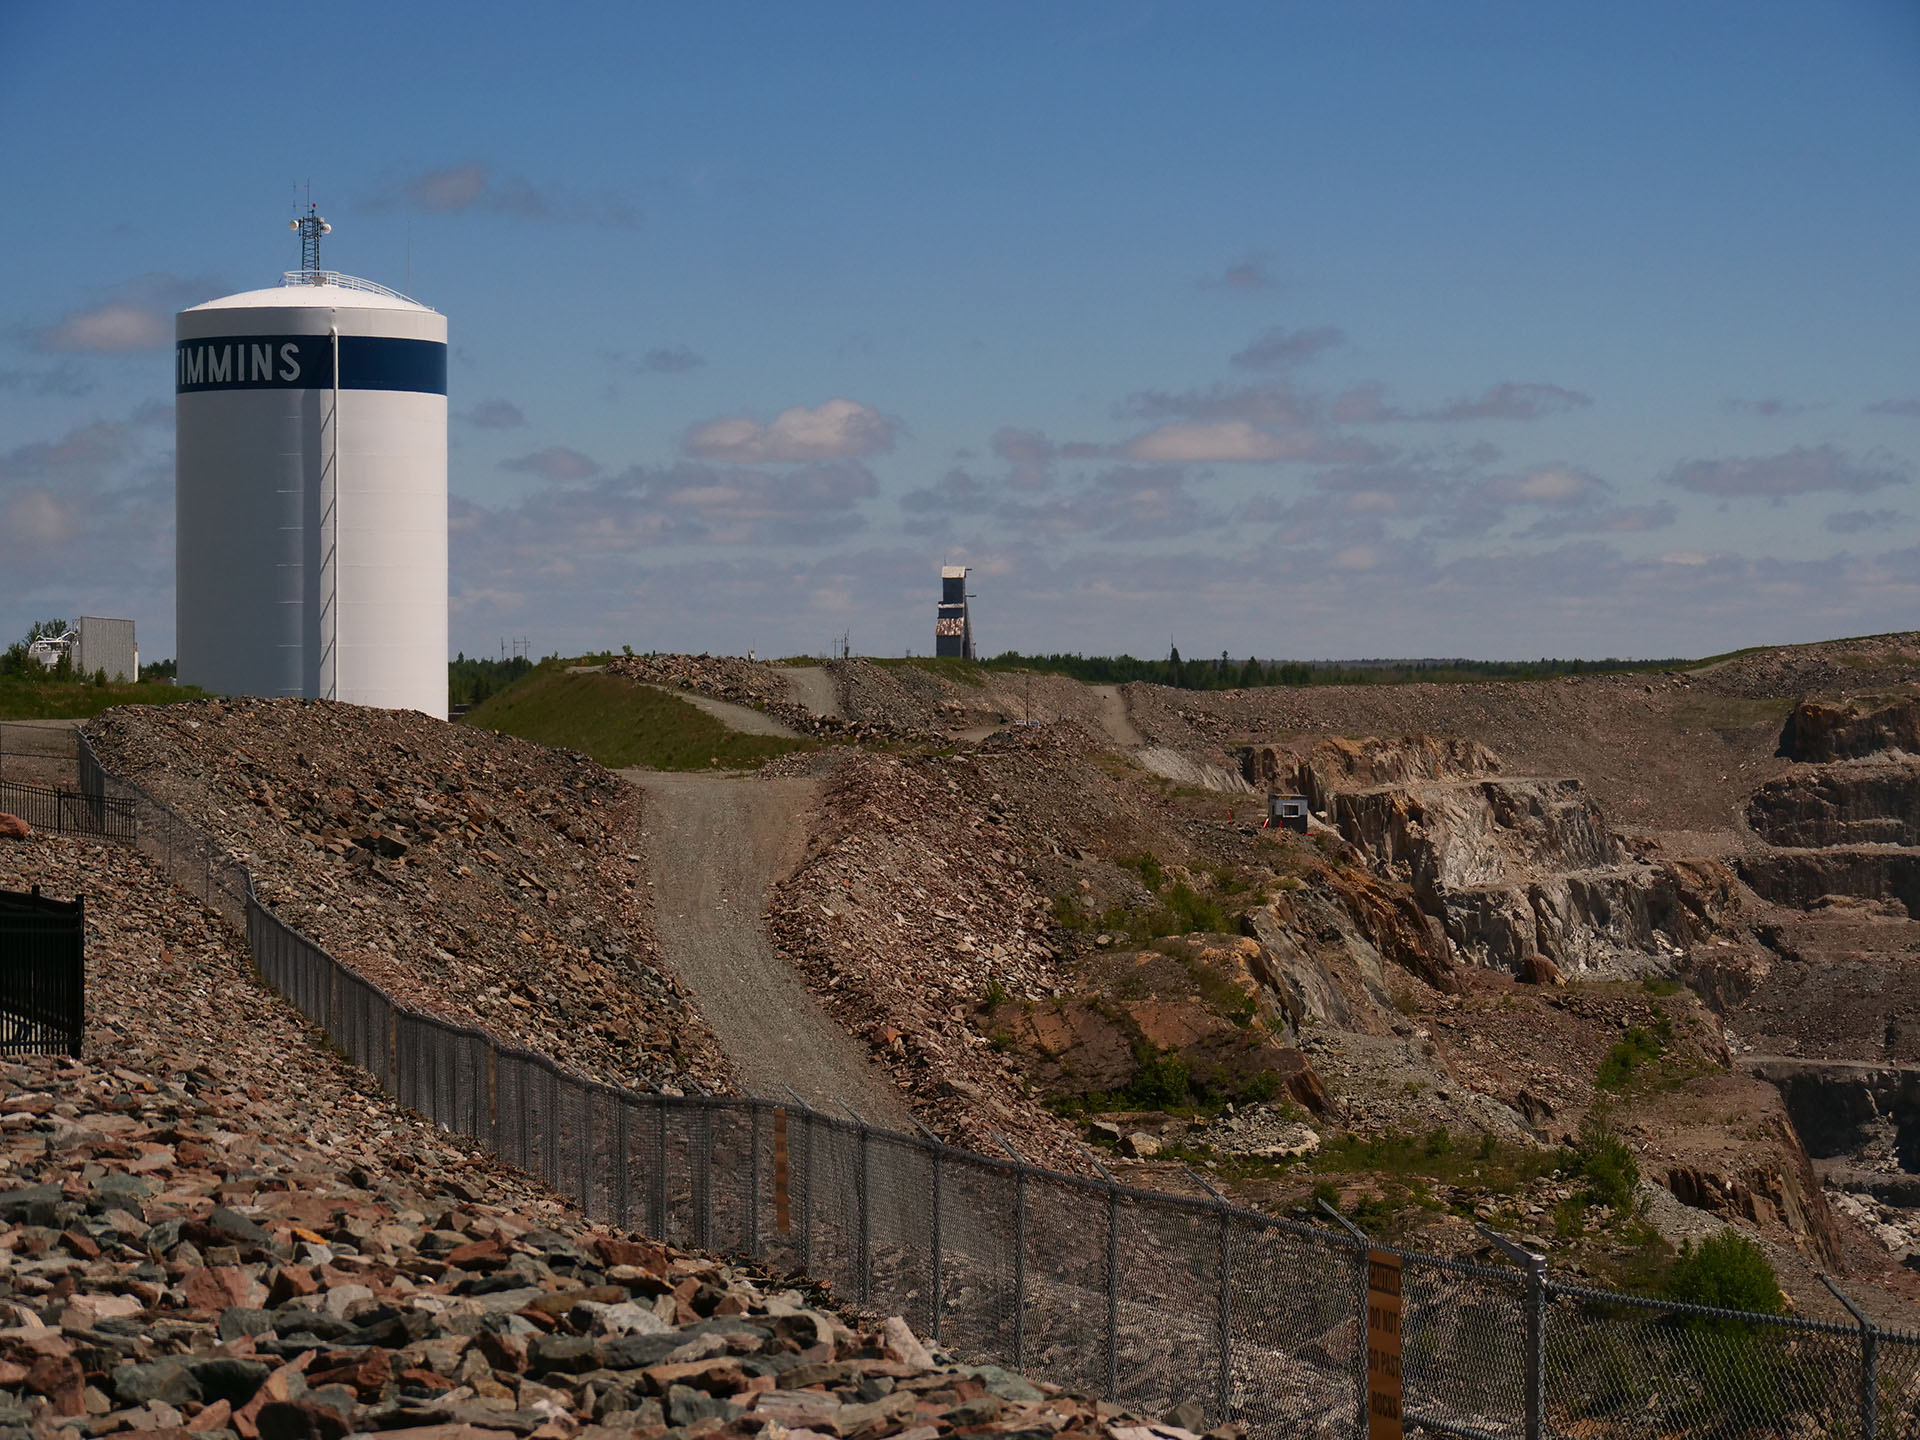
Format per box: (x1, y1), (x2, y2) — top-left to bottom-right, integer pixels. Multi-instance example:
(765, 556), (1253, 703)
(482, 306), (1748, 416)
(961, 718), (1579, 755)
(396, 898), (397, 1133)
(696, 1107), (713, 1251)
(930, 1143), (944, 1343)
(1823, 1276), (1878, 1440)
(1105, 1180), (1120, 1402)
(748, 1103), (762, 1259)
(801, 1106), (814, 1274)
(1014, 1165), (1028, 1371)
(616, 1093), (632, 1231)
(1215, 1202), (1233, 1422)
(1525, 1255), (1545, 1440)
(651, 1092), (668, 1239)
(856, 1117), (872, 1307)
(578, 1084), (595, 1216)
(1477, 1224), (1545, 1440)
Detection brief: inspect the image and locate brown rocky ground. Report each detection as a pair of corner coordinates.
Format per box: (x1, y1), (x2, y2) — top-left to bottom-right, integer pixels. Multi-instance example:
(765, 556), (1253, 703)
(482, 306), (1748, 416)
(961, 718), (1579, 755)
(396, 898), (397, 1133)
(49, 633), (1920, 1322)
(755, 640), (1920, 1316)
(0, 829), (1205, 1440)
(82, 700), (729, 1095)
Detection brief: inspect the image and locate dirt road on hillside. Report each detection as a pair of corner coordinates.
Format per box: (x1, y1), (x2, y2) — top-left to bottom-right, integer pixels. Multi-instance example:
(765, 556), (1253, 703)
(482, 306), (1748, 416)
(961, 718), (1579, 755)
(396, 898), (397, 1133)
(1087, 684), (1146, 749)
(638, 685), (799, 737)
(624, 768), (915, 1127)
(780, 665), (843, 718)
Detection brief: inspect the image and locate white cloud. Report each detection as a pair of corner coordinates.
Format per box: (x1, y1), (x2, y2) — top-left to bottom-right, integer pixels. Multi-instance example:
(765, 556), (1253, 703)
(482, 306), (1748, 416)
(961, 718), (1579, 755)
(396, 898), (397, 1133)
(637, 346), (705, 374)
(1231, 325), (1344, 370)
(1334, 381), (1592, 424)
(38, 302), (169, 353)
(1482, 465), (1606, 506)
(684, 398), (896, 463)
(33, 273), (217, 355)
(1198, 252), (1278, 292)
(1663, 444), (1907, 499)
(501, 446), (601, 481)
(366, 163), (637, 227)
(460, 399), (528, 429)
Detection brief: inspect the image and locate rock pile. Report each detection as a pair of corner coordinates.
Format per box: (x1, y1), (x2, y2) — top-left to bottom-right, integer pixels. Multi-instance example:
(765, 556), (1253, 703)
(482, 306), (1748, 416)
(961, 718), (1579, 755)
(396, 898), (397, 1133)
(0, 833), (1221, 1440)
(765, 745), (1073, 1164)
(82, 700), (730, 1095)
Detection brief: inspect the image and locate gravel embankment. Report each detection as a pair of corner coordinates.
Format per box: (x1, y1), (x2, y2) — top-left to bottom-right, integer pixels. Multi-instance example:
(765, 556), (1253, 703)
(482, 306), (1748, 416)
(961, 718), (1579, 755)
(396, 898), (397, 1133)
(83, 699), (730, 1095)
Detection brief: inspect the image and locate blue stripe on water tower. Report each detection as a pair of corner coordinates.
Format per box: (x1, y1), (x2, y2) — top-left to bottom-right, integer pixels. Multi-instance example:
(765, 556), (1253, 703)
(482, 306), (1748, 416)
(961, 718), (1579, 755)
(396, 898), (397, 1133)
(174, 335), (447, 395)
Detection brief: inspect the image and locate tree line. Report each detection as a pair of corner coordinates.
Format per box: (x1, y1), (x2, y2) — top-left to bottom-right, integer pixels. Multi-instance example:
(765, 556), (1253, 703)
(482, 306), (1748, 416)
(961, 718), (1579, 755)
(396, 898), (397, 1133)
(980, 648), (1685, 690)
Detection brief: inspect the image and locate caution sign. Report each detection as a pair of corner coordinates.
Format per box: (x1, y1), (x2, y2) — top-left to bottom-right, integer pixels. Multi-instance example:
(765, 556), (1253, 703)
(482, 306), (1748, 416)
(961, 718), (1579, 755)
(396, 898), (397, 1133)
(773, 1107), (791, 1234)
(1367, 1249), (1403, 1440)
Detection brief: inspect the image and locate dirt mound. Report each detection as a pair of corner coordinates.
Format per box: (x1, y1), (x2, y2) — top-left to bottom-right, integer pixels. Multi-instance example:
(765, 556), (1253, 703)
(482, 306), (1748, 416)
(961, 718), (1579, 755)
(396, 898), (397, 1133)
(83, 698), (730, 1093)
(1689, 633), (1920, 701)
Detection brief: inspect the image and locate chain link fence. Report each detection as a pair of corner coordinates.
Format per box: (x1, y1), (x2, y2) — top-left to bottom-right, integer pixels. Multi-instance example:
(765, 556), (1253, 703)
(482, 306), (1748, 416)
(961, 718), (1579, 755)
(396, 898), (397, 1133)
(51, 726), (1920, 1439)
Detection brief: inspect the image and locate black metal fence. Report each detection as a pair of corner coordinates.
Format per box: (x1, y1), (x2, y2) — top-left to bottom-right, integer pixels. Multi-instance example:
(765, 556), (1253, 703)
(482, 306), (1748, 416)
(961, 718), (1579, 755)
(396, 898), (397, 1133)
(0, 778), (136, 841)
(0, 886), (83, 1057)
(59, 726), (1920, 1440)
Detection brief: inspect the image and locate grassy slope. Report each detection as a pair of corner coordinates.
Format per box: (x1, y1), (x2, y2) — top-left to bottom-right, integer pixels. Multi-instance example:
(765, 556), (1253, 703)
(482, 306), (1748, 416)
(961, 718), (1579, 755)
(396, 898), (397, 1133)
(459, 667), (815, 771)
(0, 680), (211, 720)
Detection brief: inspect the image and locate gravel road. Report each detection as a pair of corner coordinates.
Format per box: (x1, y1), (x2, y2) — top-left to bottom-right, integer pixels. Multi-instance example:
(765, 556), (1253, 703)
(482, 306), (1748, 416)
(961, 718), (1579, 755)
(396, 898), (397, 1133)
(779, 664), (843, 718)
(636, 683), (800, 737)
(1087, 684), (1145, 749)
(625, 768), (915, 1126)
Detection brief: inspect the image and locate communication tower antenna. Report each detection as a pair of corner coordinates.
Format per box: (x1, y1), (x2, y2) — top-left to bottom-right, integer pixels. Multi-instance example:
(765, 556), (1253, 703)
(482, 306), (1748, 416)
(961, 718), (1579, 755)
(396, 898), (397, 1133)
(289, 197), (332, 280)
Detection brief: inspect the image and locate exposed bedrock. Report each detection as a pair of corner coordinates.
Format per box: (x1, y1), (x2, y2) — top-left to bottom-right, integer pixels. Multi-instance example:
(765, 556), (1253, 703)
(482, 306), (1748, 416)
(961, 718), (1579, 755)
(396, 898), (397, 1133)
(1738, 848), (1920, 916)
(1776, 694), (1920, 763)
(1327, 775), (1691, 976)
(1747, 762), (1920, 848)
(1751, 1058), (1920, 1172)
(1443, 868), (1693, 976)
(1241, 733), (1499, 809)
(1333, 778), (1623, 890)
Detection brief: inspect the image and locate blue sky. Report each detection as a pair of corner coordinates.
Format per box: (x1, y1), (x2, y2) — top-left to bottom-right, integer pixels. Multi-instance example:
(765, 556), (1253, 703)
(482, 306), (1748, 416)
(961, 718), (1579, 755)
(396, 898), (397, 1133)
(4, 2), (1919, 663)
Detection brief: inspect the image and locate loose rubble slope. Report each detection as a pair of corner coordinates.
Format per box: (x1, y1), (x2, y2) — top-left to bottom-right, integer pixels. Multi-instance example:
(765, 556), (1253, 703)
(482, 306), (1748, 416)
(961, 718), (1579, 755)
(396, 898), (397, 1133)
(84, 699), (729, 1094)
(0, 831), (1218, 1440)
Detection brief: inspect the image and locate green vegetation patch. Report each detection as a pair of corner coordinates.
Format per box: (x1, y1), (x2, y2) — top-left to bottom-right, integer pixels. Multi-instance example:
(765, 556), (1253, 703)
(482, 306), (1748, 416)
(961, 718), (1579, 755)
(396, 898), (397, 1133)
(1312, 1127), (1569, 1195)
(1663, 1230), (1784, 1315)
(1055, 852), (1232, 942)
(0, 620), (209, 718)
(1050, 1040), (1282, 1118)
(460, 665), (816, 771)
(1596, 1027), (1666, 1090)
(0, 678), (210, 720)
(449, 653), (535, 708)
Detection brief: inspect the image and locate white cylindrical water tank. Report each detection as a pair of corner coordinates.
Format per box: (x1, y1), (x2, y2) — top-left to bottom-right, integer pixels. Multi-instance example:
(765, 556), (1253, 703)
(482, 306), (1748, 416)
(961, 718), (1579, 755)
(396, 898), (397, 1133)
(175, 273), (448, 718)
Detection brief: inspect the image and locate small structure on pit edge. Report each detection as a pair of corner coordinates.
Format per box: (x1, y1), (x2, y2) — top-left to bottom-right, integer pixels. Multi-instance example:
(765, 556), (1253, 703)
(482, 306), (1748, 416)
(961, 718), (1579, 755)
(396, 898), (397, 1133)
(1265, 794), (1310, 833)
(26, 619), (137, 682)
(935, 565), (974, 659)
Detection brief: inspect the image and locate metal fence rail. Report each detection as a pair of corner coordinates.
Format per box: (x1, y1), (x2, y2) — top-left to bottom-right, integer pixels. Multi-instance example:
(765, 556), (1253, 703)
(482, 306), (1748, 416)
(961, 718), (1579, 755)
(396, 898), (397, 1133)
(0, 778), (136, 841)
(0, 885), (84, 1057)
(58, 726), (1920, 1440)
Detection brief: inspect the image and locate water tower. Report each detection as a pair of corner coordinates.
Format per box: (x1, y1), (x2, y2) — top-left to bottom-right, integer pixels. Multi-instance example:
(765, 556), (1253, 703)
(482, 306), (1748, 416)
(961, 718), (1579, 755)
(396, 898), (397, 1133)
(174, 206), (448, 717)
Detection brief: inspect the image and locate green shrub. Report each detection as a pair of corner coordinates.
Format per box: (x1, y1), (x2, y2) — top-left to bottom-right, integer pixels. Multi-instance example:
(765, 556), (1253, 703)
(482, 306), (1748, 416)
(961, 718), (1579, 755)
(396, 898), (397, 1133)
(1596, 1026), (1665, 1090)
(1573, 1112), (1640, 1213)
(1130, 853), (1167, 891)
(1662, 1231), (1784, 1315)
